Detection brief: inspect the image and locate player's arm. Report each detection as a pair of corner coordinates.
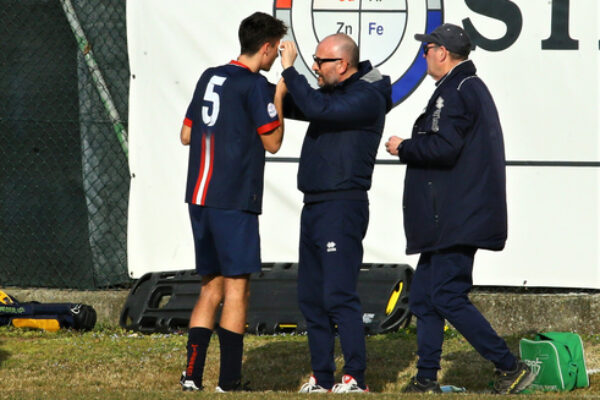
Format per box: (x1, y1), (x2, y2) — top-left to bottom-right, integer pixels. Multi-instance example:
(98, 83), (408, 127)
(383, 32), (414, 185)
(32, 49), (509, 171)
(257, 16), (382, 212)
(181, 74), (205, 146)
(180, 121), (191, 145)
(260, 78), (286, 154)
(181, 81), (199, 146)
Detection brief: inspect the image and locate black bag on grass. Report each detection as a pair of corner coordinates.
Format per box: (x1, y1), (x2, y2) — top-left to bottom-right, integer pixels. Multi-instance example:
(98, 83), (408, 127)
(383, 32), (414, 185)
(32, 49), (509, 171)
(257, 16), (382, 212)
(0, 290), (96, 331)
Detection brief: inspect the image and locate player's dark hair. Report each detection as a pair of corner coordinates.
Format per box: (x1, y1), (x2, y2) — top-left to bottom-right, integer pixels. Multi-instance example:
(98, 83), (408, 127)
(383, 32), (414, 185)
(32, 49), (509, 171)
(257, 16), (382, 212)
(239, 12), (287, 55)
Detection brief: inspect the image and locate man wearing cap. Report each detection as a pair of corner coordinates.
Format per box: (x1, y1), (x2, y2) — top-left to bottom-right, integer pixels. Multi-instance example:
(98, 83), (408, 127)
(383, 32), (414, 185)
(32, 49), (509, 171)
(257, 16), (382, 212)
(385, 23), (536, 394)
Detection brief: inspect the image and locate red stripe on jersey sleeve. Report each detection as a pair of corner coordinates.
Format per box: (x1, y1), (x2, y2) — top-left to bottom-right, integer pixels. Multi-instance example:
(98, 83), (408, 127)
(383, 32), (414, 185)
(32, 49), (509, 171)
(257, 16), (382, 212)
(184, 117), (193, 127)
(257, 120), (281, 135)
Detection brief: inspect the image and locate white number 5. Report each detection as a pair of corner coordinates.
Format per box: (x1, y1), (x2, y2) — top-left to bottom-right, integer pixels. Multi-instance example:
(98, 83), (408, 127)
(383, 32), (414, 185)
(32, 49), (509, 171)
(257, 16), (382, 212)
(202, 75), (227, 127)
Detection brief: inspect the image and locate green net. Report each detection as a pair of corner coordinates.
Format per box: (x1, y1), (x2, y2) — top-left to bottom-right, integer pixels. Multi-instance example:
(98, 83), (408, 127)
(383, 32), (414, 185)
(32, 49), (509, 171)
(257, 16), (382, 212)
(0, 0), (130, 288)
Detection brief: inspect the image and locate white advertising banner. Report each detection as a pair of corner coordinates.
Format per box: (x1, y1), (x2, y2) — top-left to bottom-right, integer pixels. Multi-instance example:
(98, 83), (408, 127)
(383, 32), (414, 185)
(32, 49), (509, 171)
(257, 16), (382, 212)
(127, 0), (600, 287)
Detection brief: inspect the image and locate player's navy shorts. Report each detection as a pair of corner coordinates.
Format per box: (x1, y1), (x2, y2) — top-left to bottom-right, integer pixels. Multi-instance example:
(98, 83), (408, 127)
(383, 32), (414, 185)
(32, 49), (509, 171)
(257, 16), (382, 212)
(188, 204), (261, 277)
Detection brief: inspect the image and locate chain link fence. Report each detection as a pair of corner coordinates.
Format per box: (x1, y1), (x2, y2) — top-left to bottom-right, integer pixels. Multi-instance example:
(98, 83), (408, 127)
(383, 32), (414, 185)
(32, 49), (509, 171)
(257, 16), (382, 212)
(0, 0), (130, 289)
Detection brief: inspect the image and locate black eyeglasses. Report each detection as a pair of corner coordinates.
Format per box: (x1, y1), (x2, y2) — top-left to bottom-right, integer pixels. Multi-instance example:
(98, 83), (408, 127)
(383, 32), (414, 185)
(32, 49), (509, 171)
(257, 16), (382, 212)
(423, 43), (439, 56)
(312, 55), (342, 67)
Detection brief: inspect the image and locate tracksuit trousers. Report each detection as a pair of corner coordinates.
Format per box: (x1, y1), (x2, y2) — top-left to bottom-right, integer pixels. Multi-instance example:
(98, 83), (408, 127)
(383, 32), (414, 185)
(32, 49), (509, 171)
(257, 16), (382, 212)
(410, 246), (517, 381)
(297, 200), (369, 389)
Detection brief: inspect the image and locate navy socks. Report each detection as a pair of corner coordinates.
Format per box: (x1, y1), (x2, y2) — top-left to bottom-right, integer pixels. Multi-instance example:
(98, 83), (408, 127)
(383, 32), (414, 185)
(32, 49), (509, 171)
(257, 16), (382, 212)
(217, 326), (244, 387)
(186, 327), (213, 387)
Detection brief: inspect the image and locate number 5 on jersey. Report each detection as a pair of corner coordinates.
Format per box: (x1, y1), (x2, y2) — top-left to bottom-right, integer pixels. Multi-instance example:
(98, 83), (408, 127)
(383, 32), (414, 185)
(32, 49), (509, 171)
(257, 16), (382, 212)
(202, 75), (227, 127)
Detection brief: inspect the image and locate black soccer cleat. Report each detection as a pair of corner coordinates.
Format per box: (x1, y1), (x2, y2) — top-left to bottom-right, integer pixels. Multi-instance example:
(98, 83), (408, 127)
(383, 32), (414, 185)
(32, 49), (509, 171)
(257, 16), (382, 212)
(403, 376), (443, 393)
(493, 360), (537, 394)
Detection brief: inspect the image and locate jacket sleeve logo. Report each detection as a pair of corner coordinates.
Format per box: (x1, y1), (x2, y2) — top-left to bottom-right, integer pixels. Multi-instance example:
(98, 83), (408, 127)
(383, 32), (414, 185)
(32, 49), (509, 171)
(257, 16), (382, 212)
(432, 96), (444, 132)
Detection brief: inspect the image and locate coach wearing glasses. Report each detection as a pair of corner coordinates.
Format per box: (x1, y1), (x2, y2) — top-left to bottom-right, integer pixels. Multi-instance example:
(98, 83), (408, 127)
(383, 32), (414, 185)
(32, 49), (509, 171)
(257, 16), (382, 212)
(278, 34), (391, 393)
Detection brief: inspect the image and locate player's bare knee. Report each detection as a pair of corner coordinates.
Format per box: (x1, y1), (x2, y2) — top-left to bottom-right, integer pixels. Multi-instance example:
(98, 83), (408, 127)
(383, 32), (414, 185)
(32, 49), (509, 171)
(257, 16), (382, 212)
(223, 276), (250, 297)
(200, 281), (224, 305)
(223, 288), (248, 306)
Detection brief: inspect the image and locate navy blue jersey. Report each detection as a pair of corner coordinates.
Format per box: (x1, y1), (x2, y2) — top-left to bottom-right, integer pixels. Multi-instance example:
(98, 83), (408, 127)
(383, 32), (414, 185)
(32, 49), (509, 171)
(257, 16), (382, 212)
(184, 61), (280, 214)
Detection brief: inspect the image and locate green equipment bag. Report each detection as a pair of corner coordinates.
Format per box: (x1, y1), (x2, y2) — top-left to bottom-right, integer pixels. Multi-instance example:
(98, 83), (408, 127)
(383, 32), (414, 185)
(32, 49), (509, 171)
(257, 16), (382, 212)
(519, 332), (589, 391)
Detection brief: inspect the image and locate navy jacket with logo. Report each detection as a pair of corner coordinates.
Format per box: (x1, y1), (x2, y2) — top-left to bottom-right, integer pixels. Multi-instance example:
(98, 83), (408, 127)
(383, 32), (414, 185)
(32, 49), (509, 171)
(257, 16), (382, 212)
(282, 61), (392, 203)
(399, 60), (507, 254)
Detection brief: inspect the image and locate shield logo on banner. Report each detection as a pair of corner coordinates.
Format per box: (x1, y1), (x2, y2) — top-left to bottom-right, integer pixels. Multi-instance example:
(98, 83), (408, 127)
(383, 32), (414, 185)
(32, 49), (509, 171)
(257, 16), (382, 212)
(273, 0), (444, 107)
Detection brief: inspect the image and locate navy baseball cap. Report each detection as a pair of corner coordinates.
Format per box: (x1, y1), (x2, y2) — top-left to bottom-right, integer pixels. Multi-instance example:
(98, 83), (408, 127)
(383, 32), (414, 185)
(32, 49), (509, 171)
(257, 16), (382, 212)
(414, 23), (472, 56)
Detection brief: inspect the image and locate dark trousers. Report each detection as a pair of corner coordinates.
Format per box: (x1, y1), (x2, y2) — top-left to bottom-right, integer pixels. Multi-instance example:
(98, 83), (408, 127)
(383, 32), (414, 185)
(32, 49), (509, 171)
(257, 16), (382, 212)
(410, 246), (516, 378)
(297, 200), (368, 388)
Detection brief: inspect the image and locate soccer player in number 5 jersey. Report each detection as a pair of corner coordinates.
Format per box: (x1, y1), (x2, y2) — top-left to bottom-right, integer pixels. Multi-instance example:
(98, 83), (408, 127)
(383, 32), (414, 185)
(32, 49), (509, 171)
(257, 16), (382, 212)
(179, 12), (287, 392)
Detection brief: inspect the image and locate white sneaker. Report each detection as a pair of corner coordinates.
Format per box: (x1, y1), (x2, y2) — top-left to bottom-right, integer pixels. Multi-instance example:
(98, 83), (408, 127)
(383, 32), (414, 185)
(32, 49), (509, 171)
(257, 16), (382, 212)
(331, 375), (369, 393)
(299, 375), (330, 393)
(214, 380), (251, 392)
(180, 371), (203, 391)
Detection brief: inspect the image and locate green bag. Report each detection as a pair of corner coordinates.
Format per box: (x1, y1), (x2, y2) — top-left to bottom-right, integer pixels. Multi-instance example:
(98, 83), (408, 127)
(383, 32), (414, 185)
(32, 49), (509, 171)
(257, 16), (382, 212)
(519, 332), (589, 391)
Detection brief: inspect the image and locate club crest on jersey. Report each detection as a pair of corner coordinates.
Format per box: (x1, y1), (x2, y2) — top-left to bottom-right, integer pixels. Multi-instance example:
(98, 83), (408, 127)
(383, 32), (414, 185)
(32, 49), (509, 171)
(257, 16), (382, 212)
(267, 102), (277, 118)
(273, 0), (444, 107)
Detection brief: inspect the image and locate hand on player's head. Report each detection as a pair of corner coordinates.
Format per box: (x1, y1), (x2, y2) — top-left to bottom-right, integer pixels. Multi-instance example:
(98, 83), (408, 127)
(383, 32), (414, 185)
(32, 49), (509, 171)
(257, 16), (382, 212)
(280, 40), (298, 69)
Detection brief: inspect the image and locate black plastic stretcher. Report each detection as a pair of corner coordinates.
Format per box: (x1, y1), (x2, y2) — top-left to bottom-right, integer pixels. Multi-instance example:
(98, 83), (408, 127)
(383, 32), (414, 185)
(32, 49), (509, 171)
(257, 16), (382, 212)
(119, 263), (413, 335)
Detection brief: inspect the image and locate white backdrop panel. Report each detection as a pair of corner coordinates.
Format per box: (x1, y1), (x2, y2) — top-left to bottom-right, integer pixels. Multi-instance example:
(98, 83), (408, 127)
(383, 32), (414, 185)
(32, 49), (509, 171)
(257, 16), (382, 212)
(474, 166), (600, 288)
(127, 0), (600, 287)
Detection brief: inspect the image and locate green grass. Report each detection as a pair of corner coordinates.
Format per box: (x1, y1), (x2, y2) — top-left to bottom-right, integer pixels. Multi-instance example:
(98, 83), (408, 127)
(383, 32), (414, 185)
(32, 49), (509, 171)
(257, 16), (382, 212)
(1, 326), (600, 399)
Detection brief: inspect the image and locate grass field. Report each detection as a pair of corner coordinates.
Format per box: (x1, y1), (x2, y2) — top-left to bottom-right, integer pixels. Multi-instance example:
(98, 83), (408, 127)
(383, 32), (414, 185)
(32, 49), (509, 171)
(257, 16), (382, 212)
(1, 325), (600, 399)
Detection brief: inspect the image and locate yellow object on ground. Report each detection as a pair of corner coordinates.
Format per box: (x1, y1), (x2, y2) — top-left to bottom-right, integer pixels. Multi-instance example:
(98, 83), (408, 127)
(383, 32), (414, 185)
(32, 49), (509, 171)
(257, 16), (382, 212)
(0, 290), (14, 305)
(12, 318), (61, 332)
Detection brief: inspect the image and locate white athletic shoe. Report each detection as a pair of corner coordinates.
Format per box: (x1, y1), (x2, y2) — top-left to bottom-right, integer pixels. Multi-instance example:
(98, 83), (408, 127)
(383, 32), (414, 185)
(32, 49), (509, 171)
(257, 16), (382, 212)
(331, 374), (369, 393)
(215, 386), (227, 393)
(299, 375), (330, 393)
(215, 380), (252, 392)
(180, 371), (203, 391)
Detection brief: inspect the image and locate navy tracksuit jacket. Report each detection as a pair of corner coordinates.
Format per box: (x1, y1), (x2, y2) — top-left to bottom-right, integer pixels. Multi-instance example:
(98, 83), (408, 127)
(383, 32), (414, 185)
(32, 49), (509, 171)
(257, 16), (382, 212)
(282, 61), (391, 388)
